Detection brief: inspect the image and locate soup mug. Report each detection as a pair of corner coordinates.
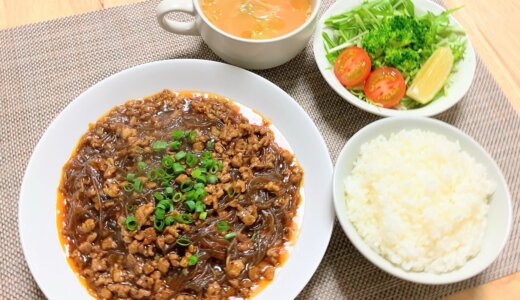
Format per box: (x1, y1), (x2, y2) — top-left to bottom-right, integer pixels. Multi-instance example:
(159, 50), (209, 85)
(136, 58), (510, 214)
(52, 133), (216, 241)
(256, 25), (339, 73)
(156, 0), (321, 70)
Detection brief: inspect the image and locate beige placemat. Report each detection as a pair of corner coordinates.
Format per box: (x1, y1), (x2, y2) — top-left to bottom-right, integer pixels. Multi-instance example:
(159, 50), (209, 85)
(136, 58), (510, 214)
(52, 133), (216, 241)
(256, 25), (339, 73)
(0, 0), (518, 299)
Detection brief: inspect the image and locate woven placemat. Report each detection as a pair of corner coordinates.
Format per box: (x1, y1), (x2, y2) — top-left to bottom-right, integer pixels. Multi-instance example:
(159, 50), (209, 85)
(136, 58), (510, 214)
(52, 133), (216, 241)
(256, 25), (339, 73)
(0, 0), (518, 299)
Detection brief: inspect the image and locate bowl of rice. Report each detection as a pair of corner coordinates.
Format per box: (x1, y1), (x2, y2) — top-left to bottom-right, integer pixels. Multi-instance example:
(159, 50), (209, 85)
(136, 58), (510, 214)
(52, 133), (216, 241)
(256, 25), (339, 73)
(333, 117), (512, 284)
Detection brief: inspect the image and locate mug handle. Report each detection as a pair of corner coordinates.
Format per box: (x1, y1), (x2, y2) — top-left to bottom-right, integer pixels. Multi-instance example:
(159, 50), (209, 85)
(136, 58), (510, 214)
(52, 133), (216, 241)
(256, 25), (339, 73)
(156, 0), (199, 36)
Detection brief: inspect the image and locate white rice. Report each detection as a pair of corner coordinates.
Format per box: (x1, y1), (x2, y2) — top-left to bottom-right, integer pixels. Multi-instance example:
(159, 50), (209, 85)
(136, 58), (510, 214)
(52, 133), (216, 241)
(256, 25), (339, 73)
(344, 129), (495, 273)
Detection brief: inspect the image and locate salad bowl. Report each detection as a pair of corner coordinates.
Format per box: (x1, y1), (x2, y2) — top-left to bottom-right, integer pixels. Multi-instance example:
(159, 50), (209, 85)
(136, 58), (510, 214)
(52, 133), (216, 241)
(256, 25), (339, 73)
(313, 0), (476, 117)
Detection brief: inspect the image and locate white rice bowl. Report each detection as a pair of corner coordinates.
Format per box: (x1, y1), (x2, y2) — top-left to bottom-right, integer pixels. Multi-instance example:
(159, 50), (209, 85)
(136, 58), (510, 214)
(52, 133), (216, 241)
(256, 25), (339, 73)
(344, 129), (495, 273)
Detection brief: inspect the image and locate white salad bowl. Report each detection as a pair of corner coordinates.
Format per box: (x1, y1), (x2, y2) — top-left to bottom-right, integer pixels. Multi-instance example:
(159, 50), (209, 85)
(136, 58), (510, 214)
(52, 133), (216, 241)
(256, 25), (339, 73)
(313, 0), (476, 117)
(333, 117), (512, 284)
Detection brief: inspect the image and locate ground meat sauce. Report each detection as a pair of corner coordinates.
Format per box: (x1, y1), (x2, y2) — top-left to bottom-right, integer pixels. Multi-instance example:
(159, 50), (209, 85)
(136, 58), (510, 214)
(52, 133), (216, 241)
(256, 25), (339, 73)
(58, 90), (303, 299)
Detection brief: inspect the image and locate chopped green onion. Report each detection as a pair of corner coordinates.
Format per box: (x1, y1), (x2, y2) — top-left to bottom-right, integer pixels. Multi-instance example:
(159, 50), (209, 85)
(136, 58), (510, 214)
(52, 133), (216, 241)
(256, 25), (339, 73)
(126, 173), (136, 181)
(202, 158), (215, 169)
(187, 130), (198, 143)
(124, 215), (139, 231)
(136, 161), (147, 173)
(185, 200), (196, 212)
(170, 141), (181, 150)
(184, 190), (196, 201)
(199, 211), (207, 220)
(193, 182), (205, 190)
(224, 232), (237, 239)
(165, 215), (176, 226)
(186, 153), (198, 167)
(201, 151), (212, 160)
(171, 130), (185, 140)
(251, 231), (258, 240)
(148, 168), (161, 180)
(188, 254), (198, 266)
(209, 165), (219, 174)
(194, 174), (207, 184)
(165, 186), (174, 195)
(217, 160), (223, 171)
(206, 140), (214, 150)
(194, 187), (207, 200)
(133, 178), (144, 193)
(194, 201), (205, 213)
(175, 151), (186, 161)
(157, 200), (172, 212)
(123, 183), (134, 192)
(216, 220), (228, 232)
(152, 140), (168, 152)
(207, 174), (218, 184)
(154, 192), (164, 201)
(172, 192), (183, 202)
(127, 204), (135, 212)
(191, 168), (205, 178)
(180, 179), (194, 192)
(155, 208), (166, 220)
(154, 218), (165, 231)
(172, 162), (185, 175)
(176, 235), (192, 247)
(175, 213), (193, 224)
(226, 186), (235, 197)
(162, 155), (175, 168)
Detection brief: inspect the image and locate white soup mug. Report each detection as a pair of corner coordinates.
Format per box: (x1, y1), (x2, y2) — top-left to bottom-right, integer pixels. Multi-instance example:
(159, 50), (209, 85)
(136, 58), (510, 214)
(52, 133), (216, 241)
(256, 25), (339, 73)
(156, 0), (321, 70)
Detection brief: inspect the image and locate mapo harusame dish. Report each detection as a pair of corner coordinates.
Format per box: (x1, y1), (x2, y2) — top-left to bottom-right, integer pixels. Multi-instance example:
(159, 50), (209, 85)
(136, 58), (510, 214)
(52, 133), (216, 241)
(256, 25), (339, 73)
(57, 90), (303, 299)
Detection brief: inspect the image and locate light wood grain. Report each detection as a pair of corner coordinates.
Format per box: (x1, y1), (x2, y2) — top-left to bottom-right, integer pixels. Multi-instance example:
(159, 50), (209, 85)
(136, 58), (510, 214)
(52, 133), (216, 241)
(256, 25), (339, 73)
(444, 0), (520, 114)
(444, 272), (520, 300)
(0, 0), (519, 299)
(0, 0), (143, 28)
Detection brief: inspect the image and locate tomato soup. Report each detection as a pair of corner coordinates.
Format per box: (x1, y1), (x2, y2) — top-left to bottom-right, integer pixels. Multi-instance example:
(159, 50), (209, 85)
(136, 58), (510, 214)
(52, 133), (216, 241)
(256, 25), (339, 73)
(200, 0), (312, 39)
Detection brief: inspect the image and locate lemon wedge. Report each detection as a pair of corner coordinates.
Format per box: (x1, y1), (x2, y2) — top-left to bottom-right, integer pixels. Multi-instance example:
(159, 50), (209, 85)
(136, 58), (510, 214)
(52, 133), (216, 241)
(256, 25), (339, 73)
(406, 47), (454, 104)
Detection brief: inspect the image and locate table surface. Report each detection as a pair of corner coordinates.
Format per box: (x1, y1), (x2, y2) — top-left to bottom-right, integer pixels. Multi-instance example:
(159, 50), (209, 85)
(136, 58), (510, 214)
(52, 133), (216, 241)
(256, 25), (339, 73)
(0, 0), (519, 299)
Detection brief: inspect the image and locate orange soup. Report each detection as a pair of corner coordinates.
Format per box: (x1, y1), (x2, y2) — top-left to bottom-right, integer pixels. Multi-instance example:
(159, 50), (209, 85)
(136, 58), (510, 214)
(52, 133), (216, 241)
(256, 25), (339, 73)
(200, 0), (312, 39)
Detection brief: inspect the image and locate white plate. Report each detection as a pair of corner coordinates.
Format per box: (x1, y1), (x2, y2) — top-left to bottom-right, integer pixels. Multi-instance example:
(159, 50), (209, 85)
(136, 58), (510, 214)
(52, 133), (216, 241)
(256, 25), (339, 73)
(18, 59), (334, 299)
(313, 0), (476, 117)
(333, 117), (512, 284)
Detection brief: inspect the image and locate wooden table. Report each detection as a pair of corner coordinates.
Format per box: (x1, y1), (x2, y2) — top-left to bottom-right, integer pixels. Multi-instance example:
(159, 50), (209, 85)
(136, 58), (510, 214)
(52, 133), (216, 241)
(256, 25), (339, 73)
(0, 0), (519, 299)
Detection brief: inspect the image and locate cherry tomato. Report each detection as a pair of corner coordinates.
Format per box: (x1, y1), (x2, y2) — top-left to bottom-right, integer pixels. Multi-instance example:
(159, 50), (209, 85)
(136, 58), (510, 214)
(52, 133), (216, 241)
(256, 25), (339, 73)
(364, 67), (406, 108)
(334, 46), (372, 87)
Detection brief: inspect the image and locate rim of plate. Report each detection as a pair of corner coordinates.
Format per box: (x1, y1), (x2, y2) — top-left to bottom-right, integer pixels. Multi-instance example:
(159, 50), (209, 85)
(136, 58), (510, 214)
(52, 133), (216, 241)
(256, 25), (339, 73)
(18, 59), (334, 299)
(313, 0), (477, 117)
(333, 116), (512, 284)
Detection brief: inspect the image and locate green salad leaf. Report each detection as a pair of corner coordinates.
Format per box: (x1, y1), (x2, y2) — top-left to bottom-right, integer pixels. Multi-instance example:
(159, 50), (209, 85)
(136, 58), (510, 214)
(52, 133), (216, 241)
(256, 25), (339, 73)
(323, 0), (467, 109)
